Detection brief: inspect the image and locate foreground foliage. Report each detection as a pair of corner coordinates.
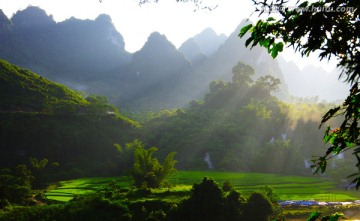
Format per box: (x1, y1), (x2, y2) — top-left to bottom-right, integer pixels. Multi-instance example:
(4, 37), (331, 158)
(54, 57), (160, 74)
(0, 165), (34, 208)
(130, 140), (177, 188)
(0, 177), (279, 221)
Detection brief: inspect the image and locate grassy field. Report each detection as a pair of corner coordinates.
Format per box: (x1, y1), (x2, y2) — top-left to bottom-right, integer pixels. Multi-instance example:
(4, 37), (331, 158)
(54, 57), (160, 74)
(45, 171), (360, 202)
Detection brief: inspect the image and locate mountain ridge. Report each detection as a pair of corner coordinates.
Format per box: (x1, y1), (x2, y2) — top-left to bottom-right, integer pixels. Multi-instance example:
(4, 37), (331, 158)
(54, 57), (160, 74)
(0, 6), (345, 110)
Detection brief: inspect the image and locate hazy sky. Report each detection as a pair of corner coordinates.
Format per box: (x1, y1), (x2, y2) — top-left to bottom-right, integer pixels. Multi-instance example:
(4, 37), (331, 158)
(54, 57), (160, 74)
(0, 0), (337, 71)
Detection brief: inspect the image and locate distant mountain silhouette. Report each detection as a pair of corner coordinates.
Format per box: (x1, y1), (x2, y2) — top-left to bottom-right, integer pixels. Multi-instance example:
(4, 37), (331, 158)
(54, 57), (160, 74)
(178, 38), (207, 65)
(115, 32), (192, 109)
(0, 6), (346, 110)
(278, 56), (349, 101)
(12, 6), (55, 28)
(207, 21), (286, 82)
(179, 28), (226, 64)
(0, 10), (11, 32)
(0, 6), (131, 84)
(176, 20), (289, 102)
(193, 28), (227, 56)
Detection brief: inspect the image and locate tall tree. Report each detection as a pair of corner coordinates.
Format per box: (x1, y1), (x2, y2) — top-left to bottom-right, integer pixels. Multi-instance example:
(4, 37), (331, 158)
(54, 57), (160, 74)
(130, 139), (177, 188)
(240, 0), (360, 185)
(231, 61), (254, 87)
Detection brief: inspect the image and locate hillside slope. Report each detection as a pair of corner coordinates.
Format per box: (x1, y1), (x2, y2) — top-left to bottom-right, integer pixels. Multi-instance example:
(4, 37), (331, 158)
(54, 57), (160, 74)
(0, 59), (137, 178)
(0, 59), (89, 113)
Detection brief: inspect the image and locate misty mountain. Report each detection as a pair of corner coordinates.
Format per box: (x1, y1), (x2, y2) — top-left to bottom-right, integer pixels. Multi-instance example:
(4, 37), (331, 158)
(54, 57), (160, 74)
(0, 6), (345, 111)
(0, 8), (289, 109)
(111, 32), (192, 109)
(208, 21), (286, 83)
(193, 28), (227, 56)
(12, 5), (55, 28)
(0, 6), (131, 84)
(277, 57), (349, 101)
(178, 38), (207, 65)
(179, 28), (226, 64)
(0, 9), (12, 32)
(176, 20), (289, 103)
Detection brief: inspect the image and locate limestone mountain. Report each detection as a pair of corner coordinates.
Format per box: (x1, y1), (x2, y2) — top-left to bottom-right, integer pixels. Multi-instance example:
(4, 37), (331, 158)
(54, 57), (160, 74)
(115, 32), (192, 109)
(178, 38), (207, 65)
(204, 21), (286, 84)
(1, 6), (344, 111)
(0, 6), (131, 84)
(0, 10), (11, 33)
(193, 27), (227, 56)
(11, 6), (56, 28)
(179, 28), (226, 64)
(278, 56), (349, 101)
(176, 20), (288, 103)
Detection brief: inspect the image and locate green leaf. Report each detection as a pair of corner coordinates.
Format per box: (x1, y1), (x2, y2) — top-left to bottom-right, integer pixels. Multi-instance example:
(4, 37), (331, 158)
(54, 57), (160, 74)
(269, 42), (284, 58)
(271, 49), (279, 58)
(260, 38), (273, 48)
(323, 133), (332, 143)
(275, 42), (284, 52)
(239, 24), (253, 38)
(307, 211), (321, 221)
(298, 1), (309, 8)
(328, 212), (345, 221)
(245, 37), (253, 47)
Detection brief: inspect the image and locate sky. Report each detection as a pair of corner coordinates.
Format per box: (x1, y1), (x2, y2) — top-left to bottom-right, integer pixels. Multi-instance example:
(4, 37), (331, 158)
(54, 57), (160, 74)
(0, 0), (338, 71)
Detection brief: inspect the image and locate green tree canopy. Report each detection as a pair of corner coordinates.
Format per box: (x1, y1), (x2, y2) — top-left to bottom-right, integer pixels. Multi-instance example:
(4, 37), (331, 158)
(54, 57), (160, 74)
(231, 61), (254, 87)
(0, 165), (34, 206)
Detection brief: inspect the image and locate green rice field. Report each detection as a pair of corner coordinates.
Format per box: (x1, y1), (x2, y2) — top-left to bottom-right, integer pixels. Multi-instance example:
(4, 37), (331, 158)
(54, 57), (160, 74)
(45, 171), (360, 202)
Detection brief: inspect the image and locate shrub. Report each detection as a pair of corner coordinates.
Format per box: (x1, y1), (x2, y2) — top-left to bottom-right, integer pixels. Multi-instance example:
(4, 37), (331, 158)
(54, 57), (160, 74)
(243, 192), (273, 221)
(130, 140), (177, 188)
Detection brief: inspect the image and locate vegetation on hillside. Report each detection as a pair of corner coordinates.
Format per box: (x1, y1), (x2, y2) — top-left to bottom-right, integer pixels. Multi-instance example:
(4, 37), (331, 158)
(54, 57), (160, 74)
(140, 61), (351, 178)
(0, 59), (138, 182)
(0, 59), (88, 113)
